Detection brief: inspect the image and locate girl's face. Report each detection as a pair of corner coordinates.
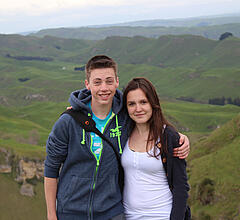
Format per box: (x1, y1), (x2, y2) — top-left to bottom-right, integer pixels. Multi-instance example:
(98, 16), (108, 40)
(126, 88), (153, 125)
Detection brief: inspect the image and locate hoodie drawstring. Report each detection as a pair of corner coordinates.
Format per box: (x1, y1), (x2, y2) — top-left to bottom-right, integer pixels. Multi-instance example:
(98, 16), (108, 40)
(115, 115), (122, 154)
(81, 129), (85, 144)
(81, 113), (91, 145)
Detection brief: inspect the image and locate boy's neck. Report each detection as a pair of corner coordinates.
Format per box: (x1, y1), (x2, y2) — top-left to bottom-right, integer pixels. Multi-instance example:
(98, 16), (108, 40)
(91, 102), (112, 119)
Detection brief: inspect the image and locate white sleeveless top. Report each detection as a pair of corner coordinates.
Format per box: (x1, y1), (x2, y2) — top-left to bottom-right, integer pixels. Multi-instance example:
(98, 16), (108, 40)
(121, 140), (172, 220)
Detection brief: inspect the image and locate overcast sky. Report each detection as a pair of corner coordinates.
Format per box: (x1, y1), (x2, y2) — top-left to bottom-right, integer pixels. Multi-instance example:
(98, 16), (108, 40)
(0, 0), (240, 34)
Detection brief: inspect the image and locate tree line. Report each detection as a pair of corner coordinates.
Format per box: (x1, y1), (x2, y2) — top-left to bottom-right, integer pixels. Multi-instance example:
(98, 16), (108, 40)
(208, 97), (240, 106)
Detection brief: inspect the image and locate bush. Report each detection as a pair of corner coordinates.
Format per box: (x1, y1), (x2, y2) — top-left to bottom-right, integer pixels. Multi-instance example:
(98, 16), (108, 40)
(219, 32), (233, 41)
(197, 178), (215, 205)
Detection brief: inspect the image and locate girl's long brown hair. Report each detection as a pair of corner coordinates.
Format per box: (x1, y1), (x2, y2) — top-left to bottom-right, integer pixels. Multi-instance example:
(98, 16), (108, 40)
(123, 77), (174, 158)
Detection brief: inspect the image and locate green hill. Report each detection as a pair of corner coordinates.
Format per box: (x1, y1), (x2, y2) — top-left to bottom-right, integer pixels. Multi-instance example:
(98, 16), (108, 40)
(1, 34), (240, 105)
(188, 114), (240, 219)
(66, 35), (240, 69)
(0, 34), (94, 58)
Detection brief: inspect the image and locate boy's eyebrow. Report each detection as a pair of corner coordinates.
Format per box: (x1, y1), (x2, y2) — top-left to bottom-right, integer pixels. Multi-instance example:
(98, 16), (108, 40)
(93, 77), (114, 81)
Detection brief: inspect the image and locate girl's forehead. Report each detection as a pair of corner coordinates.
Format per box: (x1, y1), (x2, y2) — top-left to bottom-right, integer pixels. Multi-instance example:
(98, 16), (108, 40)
(127, 89), (147, 100)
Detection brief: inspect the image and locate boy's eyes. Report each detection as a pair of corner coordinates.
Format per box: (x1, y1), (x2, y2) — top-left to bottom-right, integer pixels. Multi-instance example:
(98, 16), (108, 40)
(93, 79), (114, 85)
(106, 79), (114, 84)
(93, 81), (101, 85)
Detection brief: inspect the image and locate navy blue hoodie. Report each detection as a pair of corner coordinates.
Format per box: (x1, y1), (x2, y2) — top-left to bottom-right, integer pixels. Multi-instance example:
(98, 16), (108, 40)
(44, 88), (129, 220)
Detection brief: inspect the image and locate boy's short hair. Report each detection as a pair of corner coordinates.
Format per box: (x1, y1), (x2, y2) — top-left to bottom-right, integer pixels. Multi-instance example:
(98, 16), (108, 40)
(85, 55), (118, 81)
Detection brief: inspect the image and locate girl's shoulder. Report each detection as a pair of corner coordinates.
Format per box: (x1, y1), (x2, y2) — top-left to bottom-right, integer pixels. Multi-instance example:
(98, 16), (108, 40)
(164, 125), (180, 148)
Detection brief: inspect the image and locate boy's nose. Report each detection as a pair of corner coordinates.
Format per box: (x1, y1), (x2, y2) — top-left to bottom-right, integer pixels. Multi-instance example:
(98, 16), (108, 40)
(100, 82), (108, 90)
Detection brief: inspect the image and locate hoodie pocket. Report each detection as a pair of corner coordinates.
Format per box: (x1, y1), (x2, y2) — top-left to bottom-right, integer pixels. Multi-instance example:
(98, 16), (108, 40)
(93, 174), (121, 212)
(60, 175), (91, 212)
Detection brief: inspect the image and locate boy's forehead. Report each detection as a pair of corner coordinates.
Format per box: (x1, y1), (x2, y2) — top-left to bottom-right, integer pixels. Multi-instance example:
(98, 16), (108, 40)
(89, 68), (116, 80)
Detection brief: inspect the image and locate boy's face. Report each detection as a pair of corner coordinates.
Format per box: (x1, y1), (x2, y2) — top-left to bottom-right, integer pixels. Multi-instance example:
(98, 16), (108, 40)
(85, 68), (119, 107)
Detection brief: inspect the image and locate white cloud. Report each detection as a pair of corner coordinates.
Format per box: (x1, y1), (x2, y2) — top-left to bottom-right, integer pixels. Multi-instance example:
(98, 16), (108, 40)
(0, 0), (127, 15)
(0, 0), (238, 16)
(0, 0), (239, 33)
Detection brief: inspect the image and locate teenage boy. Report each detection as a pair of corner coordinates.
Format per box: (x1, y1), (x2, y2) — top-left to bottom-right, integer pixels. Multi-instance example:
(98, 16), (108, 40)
(44, 55), (190, 220)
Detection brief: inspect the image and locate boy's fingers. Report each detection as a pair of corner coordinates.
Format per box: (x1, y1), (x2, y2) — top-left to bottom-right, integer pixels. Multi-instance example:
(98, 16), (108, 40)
(173, 145), (190, 158)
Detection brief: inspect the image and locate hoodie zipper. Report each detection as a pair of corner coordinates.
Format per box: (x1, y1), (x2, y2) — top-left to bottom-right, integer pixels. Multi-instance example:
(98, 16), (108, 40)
(89, 112), (115, 220)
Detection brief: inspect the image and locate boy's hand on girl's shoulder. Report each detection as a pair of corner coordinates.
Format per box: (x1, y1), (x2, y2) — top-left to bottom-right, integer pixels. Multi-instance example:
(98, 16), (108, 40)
(173, 133), (190, 159)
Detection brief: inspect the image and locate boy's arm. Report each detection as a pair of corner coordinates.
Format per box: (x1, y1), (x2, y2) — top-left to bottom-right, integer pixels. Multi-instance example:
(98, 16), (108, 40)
(173, 133), (190, 159)
(44, 114), (70, 220)
(44, 177), (58, 220)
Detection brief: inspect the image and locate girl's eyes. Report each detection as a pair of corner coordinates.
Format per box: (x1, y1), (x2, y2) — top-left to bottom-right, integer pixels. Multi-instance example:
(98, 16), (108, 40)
(127, 100), (148, 106)
(128, 102), (135, 106)
(140, 100), (148, 104)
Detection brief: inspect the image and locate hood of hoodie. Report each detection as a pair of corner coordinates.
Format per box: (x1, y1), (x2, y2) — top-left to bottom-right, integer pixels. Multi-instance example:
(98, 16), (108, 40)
(69, 88), (123, 114)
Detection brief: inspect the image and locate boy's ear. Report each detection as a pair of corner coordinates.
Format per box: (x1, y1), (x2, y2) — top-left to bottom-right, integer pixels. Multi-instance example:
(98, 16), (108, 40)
(85, 79), (90, 90)
(116, 77), (119, 87)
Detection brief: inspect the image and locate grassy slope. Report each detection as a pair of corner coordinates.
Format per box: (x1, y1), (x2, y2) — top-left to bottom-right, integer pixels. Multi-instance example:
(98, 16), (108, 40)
(188, 114), (240, 219)
(0, 105), (49, 147)
(0, 174), (46, 220)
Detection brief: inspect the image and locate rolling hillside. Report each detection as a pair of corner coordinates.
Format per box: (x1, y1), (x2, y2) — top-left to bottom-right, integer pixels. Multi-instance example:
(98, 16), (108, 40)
(31, 23), (240, 40)
(188, 114), (240, 219)
(0, 34), (240, 106)
(0, 19), (239, 219)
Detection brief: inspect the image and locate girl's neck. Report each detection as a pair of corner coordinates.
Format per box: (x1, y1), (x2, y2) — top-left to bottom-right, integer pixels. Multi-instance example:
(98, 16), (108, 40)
(134, 123), (150, 138)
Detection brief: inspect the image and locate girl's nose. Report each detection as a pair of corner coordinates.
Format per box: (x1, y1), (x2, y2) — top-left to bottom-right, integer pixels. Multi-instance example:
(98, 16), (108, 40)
(135, 104), (142, 111)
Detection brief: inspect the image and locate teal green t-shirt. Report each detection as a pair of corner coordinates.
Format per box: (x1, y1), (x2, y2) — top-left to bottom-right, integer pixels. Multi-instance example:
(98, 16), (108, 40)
(87, 102), (112, 160)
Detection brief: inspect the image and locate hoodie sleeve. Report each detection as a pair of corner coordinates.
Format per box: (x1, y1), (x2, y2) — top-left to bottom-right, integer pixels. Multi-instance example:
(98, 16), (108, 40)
(166, 128), (190, 220)
(44, 114), (71, 178)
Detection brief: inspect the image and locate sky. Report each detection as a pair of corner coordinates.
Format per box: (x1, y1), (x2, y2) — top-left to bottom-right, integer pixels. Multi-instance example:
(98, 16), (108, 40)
(0, 0), (240, 34)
